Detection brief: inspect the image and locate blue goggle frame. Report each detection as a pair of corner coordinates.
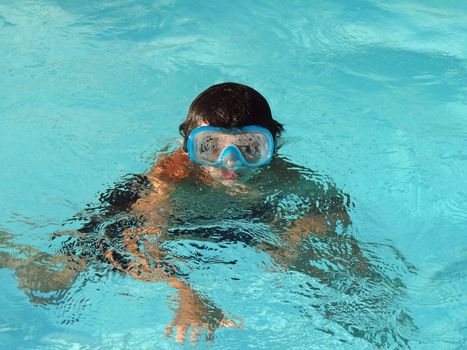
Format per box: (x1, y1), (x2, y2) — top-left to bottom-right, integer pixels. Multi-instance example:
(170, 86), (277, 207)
(186, 125), (275, 168)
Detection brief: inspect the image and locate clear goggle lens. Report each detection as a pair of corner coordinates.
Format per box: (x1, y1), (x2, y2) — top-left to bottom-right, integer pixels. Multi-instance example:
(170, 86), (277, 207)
(187, 126), (274, 167)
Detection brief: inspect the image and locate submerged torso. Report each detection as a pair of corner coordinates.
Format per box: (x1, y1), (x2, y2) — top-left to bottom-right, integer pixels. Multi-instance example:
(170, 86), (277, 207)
(72, 156), (349, 263)
(168, 177), (269, 225)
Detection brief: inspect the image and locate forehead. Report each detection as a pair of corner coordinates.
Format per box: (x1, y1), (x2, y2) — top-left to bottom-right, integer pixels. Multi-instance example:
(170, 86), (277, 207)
(195, 120), (251, 130)
(195, 122), (240, 132)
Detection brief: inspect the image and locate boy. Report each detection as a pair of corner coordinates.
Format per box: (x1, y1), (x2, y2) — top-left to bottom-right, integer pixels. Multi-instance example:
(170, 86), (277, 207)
(1, 83), (352, 343)
(101, 82), (352, 342)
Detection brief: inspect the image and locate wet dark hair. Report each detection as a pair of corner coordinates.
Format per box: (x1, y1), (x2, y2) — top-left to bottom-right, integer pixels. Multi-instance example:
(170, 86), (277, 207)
(179, 82), (284, 148)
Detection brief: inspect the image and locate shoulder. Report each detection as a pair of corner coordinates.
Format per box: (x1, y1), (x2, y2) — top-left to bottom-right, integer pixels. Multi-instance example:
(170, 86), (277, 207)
(98, 173), (152, 211)
(147, 148), (193, 183)
(263, 156), (352, 209)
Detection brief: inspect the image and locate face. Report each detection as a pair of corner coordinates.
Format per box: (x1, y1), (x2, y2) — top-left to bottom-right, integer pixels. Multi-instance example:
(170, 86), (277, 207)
(188, 122), (271, 184)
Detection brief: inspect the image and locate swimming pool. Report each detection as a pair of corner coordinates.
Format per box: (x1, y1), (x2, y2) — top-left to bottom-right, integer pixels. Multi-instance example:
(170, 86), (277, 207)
(1, 0), (466, 348)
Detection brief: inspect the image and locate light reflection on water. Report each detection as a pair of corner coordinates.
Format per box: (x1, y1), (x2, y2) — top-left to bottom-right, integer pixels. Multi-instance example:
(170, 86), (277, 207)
(1, 0), (467, 349)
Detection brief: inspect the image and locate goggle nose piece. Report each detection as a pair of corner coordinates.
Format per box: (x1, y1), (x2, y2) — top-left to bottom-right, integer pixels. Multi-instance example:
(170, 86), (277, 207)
(220, 147), (242, 170)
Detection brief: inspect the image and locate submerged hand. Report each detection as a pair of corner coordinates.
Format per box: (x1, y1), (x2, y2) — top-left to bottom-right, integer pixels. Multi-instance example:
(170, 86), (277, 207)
(164, 285), (243, 344)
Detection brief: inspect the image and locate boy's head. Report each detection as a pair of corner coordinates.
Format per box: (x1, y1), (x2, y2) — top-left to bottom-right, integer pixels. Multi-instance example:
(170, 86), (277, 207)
(179, 82), (284, 181)
(179, 82), (284, 147)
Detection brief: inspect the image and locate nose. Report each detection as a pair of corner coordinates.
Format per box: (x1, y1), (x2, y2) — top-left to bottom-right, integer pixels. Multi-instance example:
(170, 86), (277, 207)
(227, 159), (237, 168)
(221, 149), (241, 169)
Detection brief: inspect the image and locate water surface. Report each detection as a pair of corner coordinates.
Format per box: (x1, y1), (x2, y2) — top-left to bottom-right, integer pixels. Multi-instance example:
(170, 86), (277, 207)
(1, 1), (466, 349)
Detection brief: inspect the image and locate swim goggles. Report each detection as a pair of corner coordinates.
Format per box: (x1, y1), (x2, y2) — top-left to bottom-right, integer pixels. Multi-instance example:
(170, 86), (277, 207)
(186, 125), (275, 168)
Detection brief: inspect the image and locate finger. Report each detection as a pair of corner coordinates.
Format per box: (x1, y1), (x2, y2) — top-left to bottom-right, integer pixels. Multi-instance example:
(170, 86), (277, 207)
(205, 325), (215, 342)
(164, 323), (174, 338)
(219, 317), (234, 328)
(175, 325), (188, 343)
(190, 325), (202, 345)
(220, 316), (244, 329)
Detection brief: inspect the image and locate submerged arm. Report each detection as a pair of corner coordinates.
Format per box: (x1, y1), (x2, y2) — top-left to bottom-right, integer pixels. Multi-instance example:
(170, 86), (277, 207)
(0, 230), (86, 303)
(270, 159), (353, 246)
(258, 158), (365, 272)
(102, 149), (241, 342)
(286, 196), (352, 244)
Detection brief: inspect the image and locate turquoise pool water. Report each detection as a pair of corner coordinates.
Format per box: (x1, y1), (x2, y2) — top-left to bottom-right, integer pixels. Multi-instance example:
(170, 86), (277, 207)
(1, 1), (466, 349)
